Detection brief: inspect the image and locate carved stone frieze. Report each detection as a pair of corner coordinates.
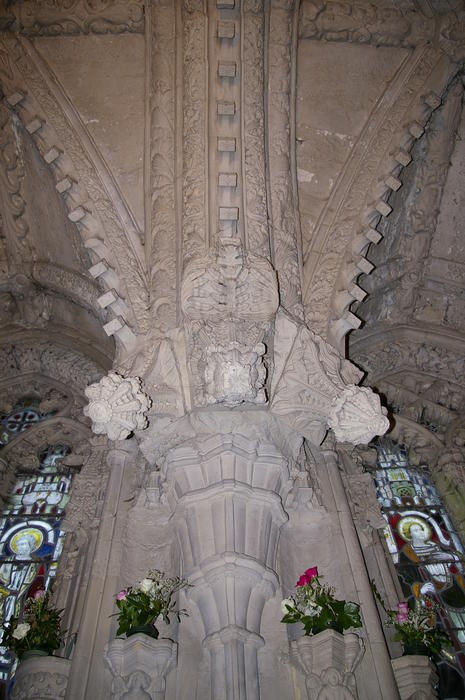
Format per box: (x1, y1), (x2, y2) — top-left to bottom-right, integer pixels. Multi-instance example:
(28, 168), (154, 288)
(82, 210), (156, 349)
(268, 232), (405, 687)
(243, 3), (270, 259)
(299, 0), (434, 47)
(31, 262), (102, 316)
(181, 237), (279, 406)
(0, 101), (32, 265)
(149, 0), (177, 336)
(0, 341), (104, 393)
(182, 0), (207, 266)
(289, 630), (365, 700)
(2, 1), (144, 36)
(270, 310), (389, 445)
(84, 372), (151, 441)
(10, 656), (71, 699)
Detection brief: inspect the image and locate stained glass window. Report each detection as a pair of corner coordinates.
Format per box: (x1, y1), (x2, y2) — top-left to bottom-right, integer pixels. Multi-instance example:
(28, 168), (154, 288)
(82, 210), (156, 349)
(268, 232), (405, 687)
(0, 400), (56, 448)
(374, 439), (465, 699)
(0, 443), (72, 686)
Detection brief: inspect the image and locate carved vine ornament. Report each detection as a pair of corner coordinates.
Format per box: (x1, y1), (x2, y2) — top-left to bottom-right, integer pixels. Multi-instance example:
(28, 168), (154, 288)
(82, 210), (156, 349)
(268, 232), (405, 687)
(84, 240), (388, 446)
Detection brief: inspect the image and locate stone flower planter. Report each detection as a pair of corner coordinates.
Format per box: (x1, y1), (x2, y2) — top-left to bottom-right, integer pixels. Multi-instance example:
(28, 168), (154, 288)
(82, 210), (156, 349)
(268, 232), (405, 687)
(104, 634), (177, 700)
(10, 655), (71, 699)
(290, 629), (365, 699)
(392, 654), (438, 699)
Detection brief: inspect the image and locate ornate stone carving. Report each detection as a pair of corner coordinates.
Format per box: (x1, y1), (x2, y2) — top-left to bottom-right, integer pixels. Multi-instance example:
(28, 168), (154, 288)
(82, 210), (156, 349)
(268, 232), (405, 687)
(10, 655), (71, 699)
(149, 0), (177, 336)
(182, 0), (207, 266)
(289, 630), (365, 700)
(391, 655), (438, 700)
(0, 101), (32, 263)
(329, 386), (389, 444)
(84, 372), (151, 440)
(243, 3), (270, 259)
(270, 310), (388, 445)
(104, 635), (177, 700)
(4, 1), (145, 36)
(299, 1), (433, 47)
(32, 262), (102, 316)
(0, 340), (105, 394)
(181, 237), (279, 406)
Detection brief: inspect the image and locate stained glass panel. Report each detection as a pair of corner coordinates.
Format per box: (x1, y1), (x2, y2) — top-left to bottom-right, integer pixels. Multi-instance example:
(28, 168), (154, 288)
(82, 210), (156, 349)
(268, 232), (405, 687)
(0, 401), (56, 448)
(0, 444), (71, 687)
(374, 440), (465, 699)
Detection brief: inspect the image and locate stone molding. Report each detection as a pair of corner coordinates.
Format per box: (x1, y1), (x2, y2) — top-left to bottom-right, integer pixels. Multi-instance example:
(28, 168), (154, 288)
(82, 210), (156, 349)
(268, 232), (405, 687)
(268, 0), (304, 321)
(289, 630), (365, 700)
(181, 0), (207, 267)
(0, 1), (144, 36)
(84, 372), (151, 441)
(10, 655), (71, 699)
(299, 1), (465, 62)
(148, 0), (178, 336)
(104, 635), (177, 700)
(391, 655), (438, 700)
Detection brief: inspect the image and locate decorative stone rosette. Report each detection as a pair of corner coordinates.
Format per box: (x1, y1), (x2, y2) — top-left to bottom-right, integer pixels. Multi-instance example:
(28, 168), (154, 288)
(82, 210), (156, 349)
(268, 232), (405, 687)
(84, 371), (151, 441)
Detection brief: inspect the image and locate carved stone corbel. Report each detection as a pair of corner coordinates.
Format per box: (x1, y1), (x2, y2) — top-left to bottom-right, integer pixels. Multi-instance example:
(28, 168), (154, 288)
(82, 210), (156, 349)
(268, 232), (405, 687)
(104, 635), (177, 700)
(391, 655), (438, 700)
(289, 630), (365, 700)
(84, 372), (151, 440)
(270, 310), (389, 445)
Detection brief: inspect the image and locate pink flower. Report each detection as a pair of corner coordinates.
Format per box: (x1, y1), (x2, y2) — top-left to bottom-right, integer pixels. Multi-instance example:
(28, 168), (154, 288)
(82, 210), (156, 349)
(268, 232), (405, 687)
(296, 566), (319, 587)
(34, 590), (45, 600)
(116, 590), (128, 601)
(396, 601), (409, 623)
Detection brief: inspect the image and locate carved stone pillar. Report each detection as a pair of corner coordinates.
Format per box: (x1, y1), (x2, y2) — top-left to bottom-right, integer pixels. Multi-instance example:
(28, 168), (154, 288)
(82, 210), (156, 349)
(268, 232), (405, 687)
(391, 655), (438, 700)
(10, 656), (71, 699)
(290, 630), (365, 699)
(104, 635), (177, 700)
(160, 431), (292, 700)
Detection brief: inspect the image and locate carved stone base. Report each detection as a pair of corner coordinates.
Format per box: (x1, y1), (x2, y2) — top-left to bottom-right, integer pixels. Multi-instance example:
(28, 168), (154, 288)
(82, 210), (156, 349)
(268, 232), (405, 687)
(290, 630), (365, 699)
(104, 634), (177, 700)
(391, 655), (438, 699)
(10, 655), (71, 699)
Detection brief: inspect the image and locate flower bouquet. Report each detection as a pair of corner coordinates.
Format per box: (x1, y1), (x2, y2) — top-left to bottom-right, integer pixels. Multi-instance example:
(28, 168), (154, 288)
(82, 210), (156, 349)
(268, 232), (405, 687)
(372, 581), (451, 658)
(2, 590), (64, 660)
(114, 569), (188, 639)
(281, 566), (362, 635)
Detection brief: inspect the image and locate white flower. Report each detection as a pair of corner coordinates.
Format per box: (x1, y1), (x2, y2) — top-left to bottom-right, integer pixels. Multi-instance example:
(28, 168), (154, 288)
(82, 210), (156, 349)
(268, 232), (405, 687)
(139, 578), (154, 594)
(12, 623), (30, 640)
(304, 603), (322, 617)
(281, 598), (295, 614)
